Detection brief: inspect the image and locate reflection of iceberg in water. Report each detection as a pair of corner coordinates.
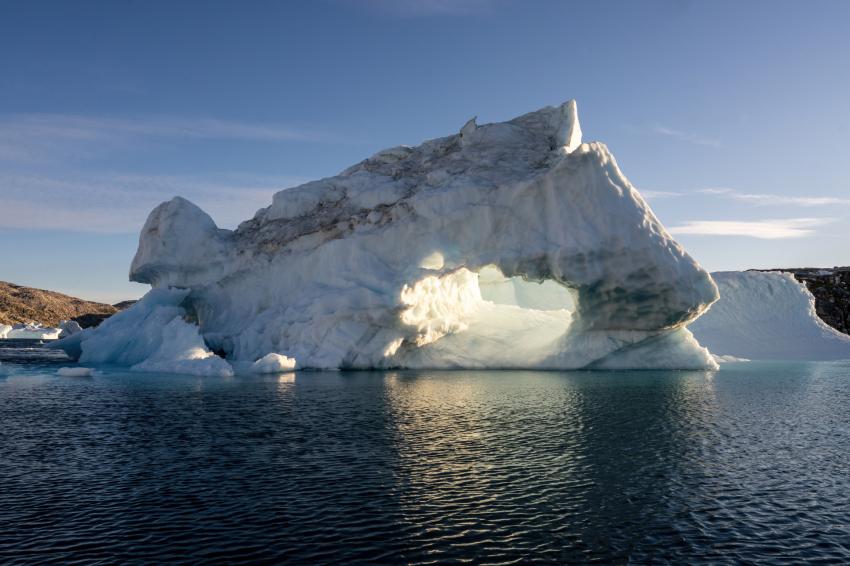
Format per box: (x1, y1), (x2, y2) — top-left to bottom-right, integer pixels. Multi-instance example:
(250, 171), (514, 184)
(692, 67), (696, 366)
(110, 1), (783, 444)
(381, 371), (589, 553)
(378, 370), (727, 560)
(276, 372), (296, 385)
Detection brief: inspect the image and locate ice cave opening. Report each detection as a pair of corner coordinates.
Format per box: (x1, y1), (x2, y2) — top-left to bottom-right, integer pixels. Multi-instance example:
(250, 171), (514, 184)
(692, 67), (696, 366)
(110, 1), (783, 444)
(397, 263), (577, 367)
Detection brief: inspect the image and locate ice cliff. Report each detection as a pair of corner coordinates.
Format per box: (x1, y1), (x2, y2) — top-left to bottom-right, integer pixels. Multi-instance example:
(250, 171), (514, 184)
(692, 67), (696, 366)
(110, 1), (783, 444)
(55, 100), (722, 373)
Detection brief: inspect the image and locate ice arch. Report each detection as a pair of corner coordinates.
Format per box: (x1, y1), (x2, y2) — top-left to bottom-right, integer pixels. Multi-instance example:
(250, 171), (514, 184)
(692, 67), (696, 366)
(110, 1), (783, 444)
(396, 265), (575, 368)
(55, 99), (720, 372)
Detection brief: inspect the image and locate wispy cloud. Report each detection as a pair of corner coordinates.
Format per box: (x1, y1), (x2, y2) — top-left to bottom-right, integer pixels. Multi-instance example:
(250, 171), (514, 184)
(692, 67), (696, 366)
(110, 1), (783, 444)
(653, 125), (721, 148)
(640, 190), (683, 199)
(0, 172), (309, 233)
(668, 218), (832, 239)
(697, 187), (850, 206)
(0, 113), (338, 164)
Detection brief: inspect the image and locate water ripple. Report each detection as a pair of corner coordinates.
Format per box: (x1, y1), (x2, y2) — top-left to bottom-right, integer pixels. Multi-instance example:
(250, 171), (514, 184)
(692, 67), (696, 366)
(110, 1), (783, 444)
(1, 361), (849, 563)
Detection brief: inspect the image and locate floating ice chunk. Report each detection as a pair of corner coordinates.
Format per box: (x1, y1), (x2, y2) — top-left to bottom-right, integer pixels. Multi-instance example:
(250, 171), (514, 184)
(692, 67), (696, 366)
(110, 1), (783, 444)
(251, 353), (297, 373)
(57, 367), (94, 377)
(5, 323), (62, 340)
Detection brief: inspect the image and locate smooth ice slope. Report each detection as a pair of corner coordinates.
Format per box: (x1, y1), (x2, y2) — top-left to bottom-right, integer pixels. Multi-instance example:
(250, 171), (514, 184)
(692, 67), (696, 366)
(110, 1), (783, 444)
(76, 99), (720, 371)
(689, 271), (850, 361)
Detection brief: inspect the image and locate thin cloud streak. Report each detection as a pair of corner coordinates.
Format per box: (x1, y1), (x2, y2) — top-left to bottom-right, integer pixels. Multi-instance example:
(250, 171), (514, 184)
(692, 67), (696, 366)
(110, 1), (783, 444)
(640, 190), (683, 199)
(653, 125), (721, 148)
(697, 187), (850, 206)
(0, 113), (341, 164)
(0, 113), (332, 142)
(0, 172), (309, 233)
(669, 218), (832, 239)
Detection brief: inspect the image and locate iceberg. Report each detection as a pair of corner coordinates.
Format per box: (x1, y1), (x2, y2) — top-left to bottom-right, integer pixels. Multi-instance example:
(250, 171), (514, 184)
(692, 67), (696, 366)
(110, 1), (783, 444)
(53, 288), (234, 377)
(56, 99), (721, 372)
(1, 323), (62, 340)
(689, 271), (850, 361)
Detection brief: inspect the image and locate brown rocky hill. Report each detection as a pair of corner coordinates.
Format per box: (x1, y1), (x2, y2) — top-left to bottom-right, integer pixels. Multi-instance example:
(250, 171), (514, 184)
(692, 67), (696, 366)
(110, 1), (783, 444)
(0, 281), (119, 327)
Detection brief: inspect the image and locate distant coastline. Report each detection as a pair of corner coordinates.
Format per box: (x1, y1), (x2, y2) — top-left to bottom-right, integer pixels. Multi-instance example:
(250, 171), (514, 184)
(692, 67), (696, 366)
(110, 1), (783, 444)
(0, 281), (134, 329)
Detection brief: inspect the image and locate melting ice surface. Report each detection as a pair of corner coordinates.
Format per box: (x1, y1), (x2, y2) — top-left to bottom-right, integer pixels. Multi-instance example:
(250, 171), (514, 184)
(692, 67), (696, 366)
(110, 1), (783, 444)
(53, 99), (726, 374)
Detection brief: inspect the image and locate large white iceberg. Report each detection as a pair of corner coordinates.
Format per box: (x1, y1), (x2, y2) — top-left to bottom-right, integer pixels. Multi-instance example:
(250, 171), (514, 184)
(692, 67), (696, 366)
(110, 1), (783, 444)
(689, 271), (850, 361)
(55, 100), (721, 372)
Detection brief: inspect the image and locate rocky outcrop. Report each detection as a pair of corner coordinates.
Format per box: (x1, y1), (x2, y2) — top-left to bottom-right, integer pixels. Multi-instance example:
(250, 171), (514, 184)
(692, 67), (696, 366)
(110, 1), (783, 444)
(0, 281), (118, 328)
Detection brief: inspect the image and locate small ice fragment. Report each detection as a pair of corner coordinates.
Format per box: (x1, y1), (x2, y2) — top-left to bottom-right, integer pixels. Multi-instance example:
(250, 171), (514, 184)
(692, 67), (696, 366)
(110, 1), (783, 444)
(251, 353), (297, 373)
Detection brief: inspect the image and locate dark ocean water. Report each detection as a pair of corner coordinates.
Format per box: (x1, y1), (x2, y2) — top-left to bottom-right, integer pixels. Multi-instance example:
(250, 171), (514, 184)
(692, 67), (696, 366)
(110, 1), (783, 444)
(1, 348), (849, 563)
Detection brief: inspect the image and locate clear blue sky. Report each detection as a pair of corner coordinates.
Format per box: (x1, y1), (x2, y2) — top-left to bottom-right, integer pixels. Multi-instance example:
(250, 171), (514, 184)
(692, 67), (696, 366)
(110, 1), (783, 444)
(1, 0), (849, 303)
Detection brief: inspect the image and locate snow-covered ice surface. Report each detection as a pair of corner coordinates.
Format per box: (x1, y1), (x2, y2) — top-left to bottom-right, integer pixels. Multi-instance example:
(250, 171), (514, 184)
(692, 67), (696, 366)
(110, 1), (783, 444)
(690, 271), (850, 361)
(54, 99), (722, 372)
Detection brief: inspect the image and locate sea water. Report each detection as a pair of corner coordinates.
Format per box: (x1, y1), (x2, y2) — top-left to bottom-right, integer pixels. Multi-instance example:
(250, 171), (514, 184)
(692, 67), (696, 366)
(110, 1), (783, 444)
(1, 345), (848, 563)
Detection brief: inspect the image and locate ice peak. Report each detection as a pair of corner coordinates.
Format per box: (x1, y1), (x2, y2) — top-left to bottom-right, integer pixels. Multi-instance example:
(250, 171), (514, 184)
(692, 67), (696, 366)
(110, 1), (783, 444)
(507, 99), (582, 154)
(459, 116), (477, 146)
(555, 99), (582, 153)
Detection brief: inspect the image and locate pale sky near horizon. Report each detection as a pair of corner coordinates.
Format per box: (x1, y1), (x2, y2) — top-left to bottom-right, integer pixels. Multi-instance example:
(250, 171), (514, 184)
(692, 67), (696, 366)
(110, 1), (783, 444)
(1, 0), (849, 303)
